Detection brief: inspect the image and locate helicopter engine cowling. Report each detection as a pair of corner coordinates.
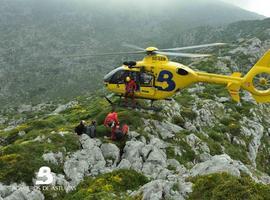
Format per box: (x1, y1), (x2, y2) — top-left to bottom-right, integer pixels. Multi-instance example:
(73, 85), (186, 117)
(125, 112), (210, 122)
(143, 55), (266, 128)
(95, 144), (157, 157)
(123, 61), (137, 68)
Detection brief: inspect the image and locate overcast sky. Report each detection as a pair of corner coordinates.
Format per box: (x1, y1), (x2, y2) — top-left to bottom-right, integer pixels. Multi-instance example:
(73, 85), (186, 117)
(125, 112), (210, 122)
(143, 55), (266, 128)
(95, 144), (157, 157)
(223, 0), (270, 17)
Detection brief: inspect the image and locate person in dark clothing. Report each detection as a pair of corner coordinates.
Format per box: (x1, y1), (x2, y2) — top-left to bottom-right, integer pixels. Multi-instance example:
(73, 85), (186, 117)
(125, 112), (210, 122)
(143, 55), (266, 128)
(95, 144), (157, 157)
(85, 120), (97, 138)
(115, 124), (129, 140)
(75, 120), (97, 138)
(75, 120), (86, 135)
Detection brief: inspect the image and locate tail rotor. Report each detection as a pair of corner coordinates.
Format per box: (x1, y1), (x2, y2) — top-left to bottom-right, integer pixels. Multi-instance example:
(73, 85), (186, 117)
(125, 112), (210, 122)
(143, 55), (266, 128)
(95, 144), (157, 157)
(252, 72), (270, 92)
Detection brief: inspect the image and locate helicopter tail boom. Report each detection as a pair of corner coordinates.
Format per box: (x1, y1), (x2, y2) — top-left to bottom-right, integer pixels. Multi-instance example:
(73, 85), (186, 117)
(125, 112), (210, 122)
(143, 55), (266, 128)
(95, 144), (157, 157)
(196, 71), (243, 102)
(196, 50), (270, 103)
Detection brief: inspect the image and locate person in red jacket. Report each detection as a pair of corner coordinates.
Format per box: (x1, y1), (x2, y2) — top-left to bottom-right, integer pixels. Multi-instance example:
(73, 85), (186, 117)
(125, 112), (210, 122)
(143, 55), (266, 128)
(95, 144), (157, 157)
(104, 108), (120, 140)
(125, 76), (137, 107)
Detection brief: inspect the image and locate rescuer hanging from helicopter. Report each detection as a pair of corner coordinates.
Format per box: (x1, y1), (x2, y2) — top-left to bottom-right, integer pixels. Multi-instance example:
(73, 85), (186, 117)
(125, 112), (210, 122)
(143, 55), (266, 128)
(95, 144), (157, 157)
(125, 76), (137, 107)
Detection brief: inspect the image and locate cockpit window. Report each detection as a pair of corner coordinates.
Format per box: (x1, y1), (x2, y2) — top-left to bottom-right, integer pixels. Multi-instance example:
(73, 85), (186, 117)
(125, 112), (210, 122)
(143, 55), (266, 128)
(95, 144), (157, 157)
(104, 67), (130, 84)
(104, 67), (124, 83)
(110, 70), (129, 84)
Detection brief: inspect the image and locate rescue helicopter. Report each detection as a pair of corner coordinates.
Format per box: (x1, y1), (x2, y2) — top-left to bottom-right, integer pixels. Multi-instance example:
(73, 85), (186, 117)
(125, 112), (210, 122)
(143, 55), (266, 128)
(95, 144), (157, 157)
(72, 43), (270, 107)
(103, 43), (270, 104)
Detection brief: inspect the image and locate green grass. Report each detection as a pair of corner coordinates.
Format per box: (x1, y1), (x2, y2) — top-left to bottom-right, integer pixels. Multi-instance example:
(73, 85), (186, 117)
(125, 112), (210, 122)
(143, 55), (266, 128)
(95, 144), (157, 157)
(194, 132), (223, 156)
(174, 90), (195, 106)
(59, 169), (148, 200)
(224, 143), (250, 165)
(199, 127), (249, 164)
(201, 84), (229, 99)
(0, 131), (79, 185)
(188, 173), (270, 200)
(166, 131), (197, 166)
(172, 115), (185, 127)
(180, 107), (197, 121)
(256, 135), (270, 175)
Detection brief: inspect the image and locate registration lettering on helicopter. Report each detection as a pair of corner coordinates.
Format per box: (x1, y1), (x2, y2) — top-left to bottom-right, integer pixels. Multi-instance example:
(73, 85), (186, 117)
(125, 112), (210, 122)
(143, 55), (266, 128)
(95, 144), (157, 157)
(152, 56), (167, 61)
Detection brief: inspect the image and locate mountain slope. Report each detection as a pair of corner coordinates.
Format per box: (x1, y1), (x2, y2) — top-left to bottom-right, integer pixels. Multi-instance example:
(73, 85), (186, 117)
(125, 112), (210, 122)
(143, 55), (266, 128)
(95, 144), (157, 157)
(0, 38), (270, 199)
(0, 0), (265, 108)
(172, 18), (270, 46)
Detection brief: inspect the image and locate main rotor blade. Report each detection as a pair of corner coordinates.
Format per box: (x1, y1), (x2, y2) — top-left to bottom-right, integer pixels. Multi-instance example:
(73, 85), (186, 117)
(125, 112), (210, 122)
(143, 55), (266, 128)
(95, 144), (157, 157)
(161, 43), (227, 51)
(64, 51), (145, 58)
(156, 51), (212, 58)
(122, 43), (145, 51)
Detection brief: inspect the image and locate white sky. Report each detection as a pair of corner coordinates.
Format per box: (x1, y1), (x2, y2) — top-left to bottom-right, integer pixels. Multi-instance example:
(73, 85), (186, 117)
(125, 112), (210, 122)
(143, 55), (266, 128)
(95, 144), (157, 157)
(223, 0), (270, 17)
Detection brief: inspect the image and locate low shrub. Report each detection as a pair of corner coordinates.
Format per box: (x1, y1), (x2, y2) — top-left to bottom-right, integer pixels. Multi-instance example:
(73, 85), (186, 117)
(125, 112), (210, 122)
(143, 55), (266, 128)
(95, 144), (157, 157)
(62, 169), (148, 200)
(188, 173), (270, 200)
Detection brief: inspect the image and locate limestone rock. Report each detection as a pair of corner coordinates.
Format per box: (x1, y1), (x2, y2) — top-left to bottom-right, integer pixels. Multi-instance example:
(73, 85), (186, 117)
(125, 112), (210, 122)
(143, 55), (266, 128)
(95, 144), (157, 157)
(186, 134), (210, 155)
(100, 143), (120, 167)
(42, 152), (63, 165)
(17, 105), (32, 113)
(0, 183), (44, 200)
(132, 179), (190, 200)
(167, 159), (187, 175)
(52, 101), (78, 114)
(149, 120), (182, 139)
(117, 159), (131, 169)
(122, 141), (144, 171)
(63, 135), (105, 187)
(149, 137), (167, 149)
(241, 117), (264, 167)
(190, 154), (252, 177)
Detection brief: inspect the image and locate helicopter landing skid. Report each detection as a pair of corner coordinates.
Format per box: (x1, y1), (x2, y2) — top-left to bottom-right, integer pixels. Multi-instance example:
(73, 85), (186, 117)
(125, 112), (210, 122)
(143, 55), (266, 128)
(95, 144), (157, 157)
(117, 99), (162, 112)
(105, 96), (162, 111)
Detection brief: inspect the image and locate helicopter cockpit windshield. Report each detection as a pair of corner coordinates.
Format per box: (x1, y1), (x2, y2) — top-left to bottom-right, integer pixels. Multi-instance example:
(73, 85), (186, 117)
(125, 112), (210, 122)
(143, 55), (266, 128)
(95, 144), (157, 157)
(104, 67), (128, 84)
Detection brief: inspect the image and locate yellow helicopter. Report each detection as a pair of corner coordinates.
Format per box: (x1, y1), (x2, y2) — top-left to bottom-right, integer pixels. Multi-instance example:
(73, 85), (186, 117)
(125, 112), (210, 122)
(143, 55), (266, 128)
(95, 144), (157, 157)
(100, 43), (270, 104)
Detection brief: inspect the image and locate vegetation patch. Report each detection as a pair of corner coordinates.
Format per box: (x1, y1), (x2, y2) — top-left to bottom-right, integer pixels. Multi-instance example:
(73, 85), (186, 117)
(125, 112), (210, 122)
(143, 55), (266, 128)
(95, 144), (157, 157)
(188, 172), (270, 200)
(181, 107), (197, 121)
(60, 169), (148, 200)
(166, 132), (197, 166)
(0, 131), (79, 185)
(256, 135), (270, 175)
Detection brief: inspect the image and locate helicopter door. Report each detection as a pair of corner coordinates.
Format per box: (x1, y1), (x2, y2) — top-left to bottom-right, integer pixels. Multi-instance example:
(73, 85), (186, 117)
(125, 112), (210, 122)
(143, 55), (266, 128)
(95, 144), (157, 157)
(138, 72), (156, 97)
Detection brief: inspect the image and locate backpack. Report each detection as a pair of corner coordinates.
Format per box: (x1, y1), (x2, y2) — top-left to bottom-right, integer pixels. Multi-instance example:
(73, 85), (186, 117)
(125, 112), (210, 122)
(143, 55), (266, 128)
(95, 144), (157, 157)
(115, 129), (124, 140)
(85, 125), (96, 138)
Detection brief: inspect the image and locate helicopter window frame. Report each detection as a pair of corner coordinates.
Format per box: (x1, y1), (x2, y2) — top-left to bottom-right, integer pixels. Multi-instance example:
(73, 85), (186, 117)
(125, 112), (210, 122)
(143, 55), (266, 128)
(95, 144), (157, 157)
(104, 67), (124, 83)
(139, 72), (154, 87)
(108, 68), (130, 84)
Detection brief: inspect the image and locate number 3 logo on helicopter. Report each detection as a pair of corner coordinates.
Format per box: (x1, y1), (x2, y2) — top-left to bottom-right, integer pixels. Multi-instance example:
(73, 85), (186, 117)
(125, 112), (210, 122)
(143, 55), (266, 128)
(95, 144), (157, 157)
(156, 70), (176, 91)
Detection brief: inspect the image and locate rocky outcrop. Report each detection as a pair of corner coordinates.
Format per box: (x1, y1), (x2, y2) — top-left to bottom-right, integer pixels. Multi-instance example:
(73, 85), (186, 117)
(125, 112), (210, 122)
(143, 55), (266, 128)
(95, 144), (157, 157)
(63, 135), (106, 187)
(144, 119), (182, 139)
(185, 134), (210, 155)
(0, 183), (44, 200)
(100, 143), (120, 167)
(241, 117), (264, 167)
(132, 179), (192, 200)
(42, 152), (63, 165)
(193, 100), (225, 128)
(52, 101), (78, 114)
(190, 154), (252, 177)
